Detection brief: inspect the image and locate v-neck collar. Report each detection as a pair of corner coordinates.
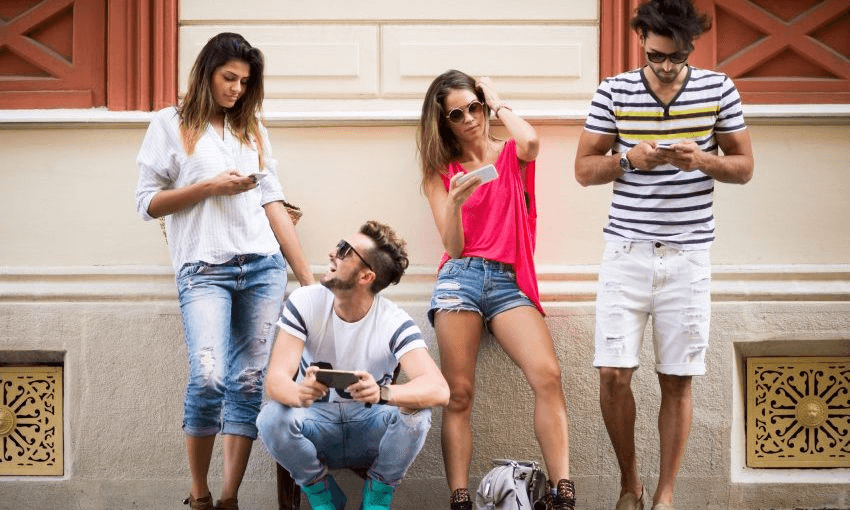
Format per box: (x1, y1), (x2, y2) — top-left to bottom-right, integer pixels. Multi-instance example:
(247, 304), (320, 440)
(641, 65), (691, 117)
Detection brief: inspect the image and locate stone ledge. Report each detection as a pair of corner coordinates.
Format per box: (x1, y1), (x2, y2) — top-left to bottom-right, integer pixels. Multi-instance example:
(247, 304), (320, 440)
(1, 264), (848, 303)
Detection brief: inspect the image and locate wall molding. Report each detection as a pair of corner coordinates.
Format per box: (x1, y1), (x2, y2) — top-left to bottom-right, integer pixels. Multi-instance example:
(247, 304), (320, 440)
(1, 265), (848, 304)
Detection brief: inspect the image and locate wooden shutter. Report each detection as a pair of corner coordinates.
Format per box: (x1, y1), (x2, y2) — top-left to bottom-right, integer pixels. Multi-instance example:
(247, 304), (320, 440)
(600, 0), (850, 104)
(0, 0), (106, 109)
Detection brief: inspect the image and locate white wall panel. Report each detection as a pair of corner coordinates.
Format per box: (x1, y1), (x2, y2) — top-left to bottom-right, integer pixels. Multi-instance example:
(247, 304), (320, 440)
(180, 26), (379, 97)
(382, 25), (598, 98)
(180, 1), (597, 22)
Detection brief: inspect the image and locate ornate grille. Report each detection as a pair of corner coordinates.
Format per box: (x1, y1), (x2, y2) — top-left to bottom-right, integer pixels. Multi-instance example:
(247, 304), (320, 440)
(747, 356), (850, 468)
(0, 366), (63, 476)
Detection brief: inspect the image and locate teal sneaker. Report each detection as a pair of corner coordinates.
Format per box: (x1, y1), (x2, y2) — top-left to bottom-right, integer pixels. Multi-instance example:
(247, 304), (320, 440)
(302, 474), (347, 510)
(360, 479), (394, 510)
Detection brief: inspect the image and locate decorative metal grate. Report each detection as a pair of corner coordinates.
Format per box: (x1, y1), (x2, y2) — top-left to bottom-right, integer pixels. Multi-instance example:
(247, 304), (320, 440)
(747, 356), (850, 468)
(0, 366), (63, 475)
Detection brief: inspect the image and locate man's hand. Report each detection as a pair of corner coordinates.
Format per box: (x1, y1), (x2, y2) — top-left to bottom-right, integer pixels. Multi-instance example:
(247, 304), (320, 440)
(347, 371), (381, 405)
(297, 366), (329, 407)
(627, 141), (670, 171)
(655, 140), (706, 172)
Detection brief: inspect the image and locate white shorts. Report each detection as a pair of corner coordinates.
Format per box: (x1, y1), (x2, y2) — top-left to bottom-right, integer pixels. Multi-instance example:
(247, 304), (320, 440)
(593, 240), (711, 376)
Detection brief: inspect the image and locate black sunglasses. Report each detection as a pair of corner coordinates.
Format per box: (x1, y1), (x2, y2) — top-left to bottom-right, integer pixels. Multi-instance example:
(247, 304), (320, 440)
(335, 240), (373, 271)
(646, 50), (689, 64)
(445, 100), (485, 124)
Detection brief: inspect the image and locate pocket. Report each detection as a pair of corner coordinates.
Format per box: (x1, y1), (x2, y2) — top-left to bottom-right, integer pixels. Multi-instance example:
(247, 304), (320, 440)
(684, 249), (711, 269)
(439, 259), (462, 277)
(177, 261), (207, 280)
(602, 243), (626, 263)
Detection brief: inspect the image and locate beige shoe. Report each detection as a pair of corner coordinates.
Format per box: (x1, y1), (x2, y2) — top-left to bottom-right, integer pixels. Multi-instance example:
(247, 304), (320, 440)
(615, 486), (647, 510)
(651, 504), (674, 510)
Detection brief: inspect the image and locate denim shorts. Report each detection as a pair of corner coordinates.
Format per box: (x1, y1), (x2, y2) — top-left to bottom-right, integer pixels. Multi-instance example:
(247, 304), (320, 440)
(176, 252), (287, 439)
(593, 241), (711, 376)
(427, 257), (534, 326)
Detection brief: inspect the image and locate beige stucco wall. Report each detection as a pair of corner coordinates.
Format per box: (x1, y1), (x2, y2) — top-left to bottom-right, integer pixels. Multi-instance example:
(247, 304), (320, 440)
(1, 1), (849, 508)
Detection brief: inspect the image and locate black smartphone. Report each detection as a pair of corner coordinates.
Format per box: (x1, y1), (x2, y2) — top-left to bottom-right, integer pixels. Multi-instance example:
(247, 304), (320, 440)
(314, 369), (359, 390)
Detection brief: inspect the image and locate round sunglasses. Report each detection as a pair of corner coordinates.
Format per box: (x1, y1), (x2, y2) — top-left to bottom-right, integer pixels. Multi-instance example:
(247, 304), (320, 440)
(646, 50), (689, 64)
(445, 100), (485, 124)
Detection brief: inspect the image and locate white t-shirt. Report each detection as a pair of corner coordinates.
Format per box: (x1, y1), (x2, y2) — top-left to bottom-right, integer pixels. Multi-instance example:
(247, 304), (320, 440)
(135, 107), (285, 272)
(278, 285), (428, 402)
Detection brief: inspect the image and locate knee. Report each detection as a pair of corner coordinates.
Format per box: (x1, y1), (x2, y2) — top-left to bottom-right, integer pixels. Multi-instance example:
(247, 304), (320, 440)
(527, 361), (564, 396)
(257, 401), (300, 438)
(659, 374), (692, 399)
(599, 367), (633, 395)
(398, 408), (432, 434)
(446, 381), (475, 413)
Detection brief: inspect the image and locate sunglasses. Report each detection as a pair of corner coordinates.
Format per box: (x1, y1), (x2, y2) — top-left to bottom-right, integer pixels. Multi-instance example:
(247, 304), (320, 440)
(335, 240), (373, 271)
(646, 50), (689, 64)
(445, 100), (485, 124)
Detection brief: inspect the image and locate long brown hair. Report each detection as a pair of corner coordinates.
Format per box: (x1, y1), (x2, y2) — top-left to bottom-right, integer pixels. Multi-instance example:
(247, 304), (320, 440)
(416, 70), (491, 186)
(179, 32), (267, 166)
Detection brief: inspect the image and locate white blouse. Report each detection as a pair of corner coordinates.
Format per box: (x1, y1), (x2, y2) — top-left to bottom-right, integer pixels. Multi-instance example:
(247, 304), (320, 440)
(135, 107), (285, 272)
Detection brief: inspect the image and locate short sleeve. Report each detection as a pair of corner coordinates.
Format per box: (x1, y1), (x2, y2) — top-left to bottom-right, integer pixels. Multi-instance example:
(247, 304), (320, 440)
(387, 315), (427, 360)
(583, 78), (617, 136)
(715, 76), (747, 134)
(278, 286), (312, 342)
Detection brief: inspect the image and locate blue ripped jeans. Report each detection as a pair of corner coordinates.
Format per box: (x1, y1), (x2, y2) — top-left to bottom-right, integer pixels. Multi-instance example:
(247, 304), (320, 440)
(258, 401), (431, 488)
(176, 252), (286, 439)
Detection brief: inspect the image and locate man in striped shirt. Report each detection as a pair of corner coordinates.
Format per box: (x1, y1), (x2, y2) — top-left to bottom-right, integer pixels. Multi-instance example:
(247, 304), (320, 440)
(574, 1), (754, 509)
(257, 221), (449, 510)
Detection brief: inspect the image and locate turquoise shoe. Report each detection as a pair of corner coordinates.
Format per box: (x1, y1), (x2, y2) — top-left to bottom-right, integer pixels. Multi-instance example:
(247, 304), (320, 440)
(302, 474), (347, 510)
(360, 479), (394, 510)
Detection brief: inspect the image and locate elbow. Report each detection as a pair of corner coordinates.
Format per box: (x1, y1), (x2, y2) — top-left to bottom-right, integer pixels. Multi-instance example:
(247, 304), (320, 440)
(574, 168), (592, 187)
(738, 166), (754, 185)
(436, 382), (451, 407)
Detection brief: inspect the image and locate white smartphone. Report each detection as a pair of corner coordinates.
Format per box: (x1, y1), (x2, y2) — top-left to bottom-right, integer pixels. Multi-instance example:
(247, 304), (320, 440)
(459, 164), (499, 185)
(248, 171), (269, 181)
(656, 143), (676, 151)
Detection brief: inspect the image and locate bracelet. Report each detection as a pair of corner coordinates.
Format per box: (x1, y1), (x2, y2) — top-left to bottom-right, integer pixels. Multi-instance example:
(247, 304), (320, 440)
(493, 103), (512, 118)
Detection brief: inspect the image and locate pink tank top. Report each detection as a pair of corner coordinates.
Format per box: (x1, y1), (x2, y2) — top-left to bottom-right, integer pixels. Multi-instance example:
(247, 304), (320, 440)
(438, 139), (543, 315)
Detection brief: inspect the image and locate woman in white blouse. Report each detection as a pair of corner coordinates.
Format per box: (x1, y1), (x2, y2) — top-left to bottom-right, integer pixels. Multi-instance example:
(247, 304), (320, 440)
(135, 32), (313, 510)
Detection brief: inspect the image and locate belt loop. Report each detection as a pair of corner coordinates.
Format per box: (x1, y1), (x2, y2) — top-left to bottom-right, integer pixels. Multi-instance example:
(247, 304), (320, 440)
(624, 241), (633, 254)
(462, 257), (473, 269)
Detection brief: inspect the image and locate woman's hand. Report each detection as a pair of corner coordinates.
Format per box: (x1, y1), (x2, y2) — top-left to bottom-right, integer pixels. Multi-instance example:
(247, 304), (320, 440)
(447, 172), (481, 208)
(209, 169), (258, 196)
(476, 76), (501, 111)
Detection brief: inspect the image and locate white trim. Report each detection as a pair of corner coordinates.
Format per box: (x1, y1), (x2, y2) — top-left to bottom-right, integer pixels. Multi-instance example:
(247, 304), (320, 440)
(2, 103), (849, 127)
(1, 264), (848, 303)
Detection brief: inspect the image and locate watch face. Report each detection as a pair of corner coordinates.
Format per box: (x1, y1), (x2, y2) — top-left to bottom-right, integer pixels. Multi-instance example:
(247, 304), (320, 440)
(620, 154), (630, 171)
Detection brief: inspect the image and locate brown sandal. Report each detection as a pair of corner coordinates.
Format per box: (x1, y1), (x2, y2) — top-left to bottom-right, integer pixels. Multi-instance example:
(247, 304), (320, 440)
(182, 493), (213, 510)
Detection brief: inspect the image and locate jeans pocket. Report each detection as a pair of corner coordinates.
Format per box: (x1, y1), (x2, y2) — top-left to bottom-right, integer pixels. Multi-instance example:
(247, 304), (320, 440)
(439, 259), (462, 277)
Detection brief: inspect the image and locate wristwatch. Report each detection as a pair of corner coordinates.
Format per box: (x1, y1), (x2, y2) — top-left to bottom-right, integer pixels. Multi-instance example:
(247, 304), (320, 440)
(378, 385), (391, 405)
(619, 151), (635, 173)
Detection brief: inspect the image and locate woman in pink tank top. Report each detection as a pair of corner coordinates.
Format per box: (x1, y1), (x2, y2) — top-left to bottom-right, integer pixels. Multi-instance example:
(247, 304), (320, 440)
(417, 70), (575, 510)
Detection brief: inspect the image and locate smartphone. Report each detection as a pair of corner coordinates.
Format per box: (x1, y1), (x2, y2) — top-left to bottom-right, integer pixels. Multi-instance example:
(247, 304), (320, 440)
(314, 369), (359, 390)
(459, 164), (499, 185)
(248, 171), (269, 181)
(656, 143), (676, 151)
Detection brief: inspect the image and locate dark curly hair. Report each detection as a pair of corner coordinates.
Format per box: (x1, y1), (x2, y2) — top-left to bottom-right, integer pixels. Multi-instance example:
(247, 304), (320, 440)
(630, 0), (712, 53)
(359, 220), (409, 294)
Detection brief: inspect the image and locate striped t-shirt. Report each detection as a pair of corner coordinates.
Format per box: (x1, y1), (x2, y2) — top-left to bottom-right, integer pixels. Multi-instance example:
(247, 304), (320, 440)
(584, 66), (747, 248)
(278, 284), (427, 403)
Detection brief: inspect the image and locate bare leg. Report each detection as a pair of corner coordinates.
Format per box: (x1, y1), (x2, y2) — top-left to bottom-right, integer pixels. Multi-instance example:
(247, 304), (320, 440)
(187, 435), (216, 499)
(435, 311), (485, 492)
(220, 434), (253, 501)
(598, 367), (642, 499)
(489, 306), (570, 480)
(654, 374), (692, 506)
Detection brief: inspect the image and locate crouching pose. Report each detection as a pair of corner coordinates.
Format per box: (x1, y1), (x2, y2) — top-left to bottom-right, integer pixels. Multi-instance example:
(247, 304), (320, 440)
(258, 221), (450, 510)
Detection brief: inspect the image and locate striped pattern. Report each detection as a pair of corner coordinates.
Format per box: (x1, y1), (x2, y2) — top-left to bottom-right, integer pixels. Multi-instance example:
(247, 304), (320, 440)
(136, 107), (285, 272)
(585, 67), (747, 248)
(277, 285), (427, 402)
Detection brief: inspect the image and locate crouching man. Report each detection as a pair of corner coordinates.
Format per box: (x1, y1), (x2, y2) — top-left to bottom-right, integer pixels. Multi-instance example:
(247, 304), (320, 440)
(258, 220), (450, 510)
